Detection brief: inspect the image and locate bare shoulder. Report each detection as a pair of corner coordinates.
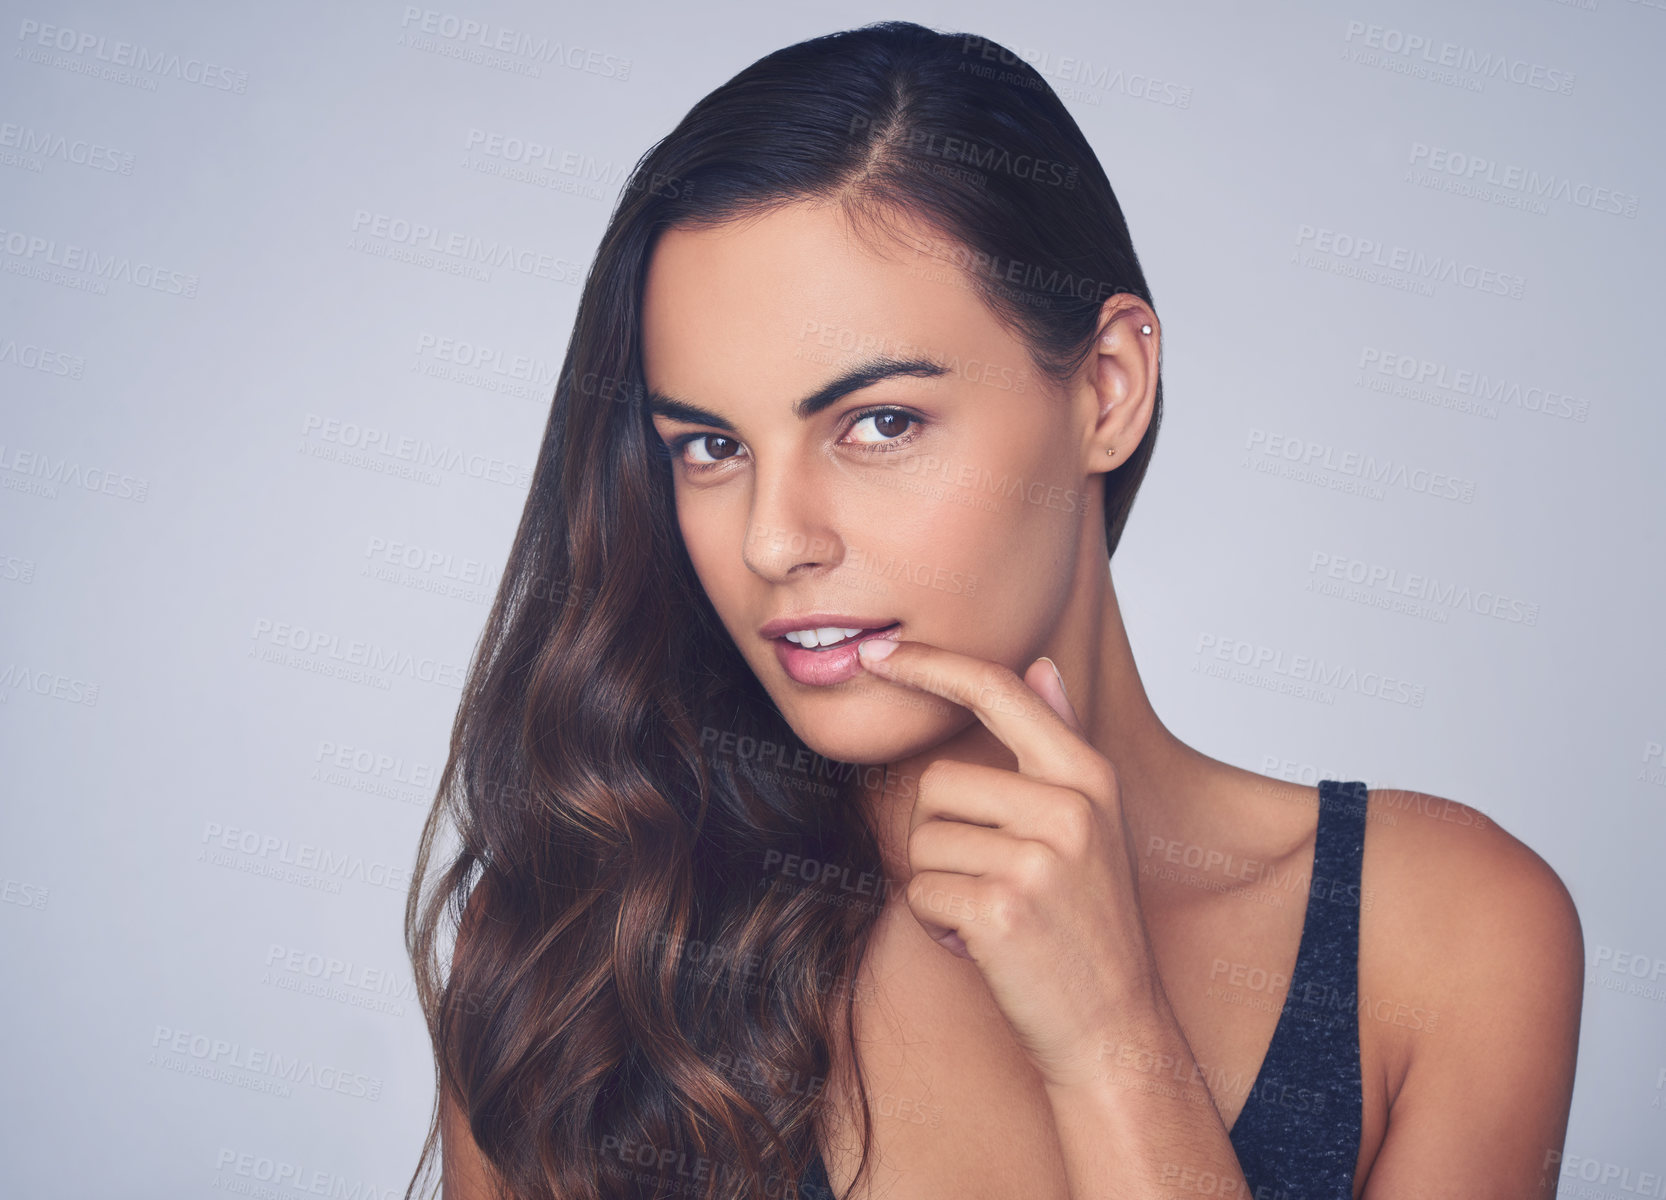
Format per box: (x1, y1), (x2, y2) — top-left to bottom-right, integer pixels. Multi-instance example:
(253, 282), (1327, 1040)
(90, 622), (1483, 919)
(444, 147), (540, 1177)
(1353, 786), (1585, 1195)
(1360, 787), (1584, 979)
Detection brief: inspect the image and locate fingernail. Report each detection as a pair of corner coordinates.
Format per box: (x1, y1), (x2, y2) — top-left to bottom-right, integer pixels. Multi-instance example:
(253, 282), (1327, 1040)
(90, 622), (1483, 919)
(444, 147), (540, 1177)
(858, 638), (897, 662)
(1038, 655), (1067, 696)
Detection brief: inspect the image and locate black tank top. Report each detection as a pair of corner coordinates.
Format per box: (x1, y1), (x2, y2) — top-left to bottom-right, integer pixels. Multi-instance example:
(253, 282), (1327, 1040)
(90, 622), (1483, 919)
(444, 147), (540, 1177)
(797, 778), (1368, 1199)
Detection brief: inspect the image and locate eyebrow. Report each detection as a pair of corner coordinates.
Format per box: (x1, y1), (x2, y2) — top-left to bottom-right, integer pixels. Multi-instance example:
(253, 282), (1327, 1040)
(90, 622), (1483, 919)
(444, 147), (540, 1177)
(646, 355), (950, 431)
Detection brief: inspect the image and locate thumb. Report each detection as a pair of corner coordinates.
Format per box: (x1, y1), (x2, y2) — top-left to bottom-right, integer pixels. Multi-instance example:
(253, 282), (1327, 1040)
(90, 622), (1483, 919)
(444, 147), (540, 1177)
(1027, 656), (1085, 734)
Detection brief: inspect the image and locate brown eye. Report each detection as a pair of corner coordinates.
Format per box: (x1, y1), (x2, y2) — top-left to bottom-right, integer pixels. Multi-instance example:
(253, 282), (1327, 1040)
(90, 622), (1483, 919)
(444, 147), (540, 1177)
(847, 409), (918, 445)
(684, 434), (745, 465)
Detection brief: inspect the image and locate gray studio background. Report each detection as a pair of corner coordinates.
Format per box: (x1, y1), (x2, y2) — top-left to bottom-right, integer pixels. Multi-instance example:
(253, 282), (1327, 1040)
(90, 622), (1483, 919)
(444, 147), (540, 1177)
(2, 0), (1662, 1195)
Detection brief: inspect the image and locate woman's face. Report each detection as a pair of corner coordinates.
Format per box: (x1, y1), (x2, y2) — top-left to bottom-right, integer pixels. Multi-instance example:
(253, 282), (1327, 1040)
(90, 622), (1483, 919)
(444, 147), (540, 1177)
(642, 201), (1104, 766)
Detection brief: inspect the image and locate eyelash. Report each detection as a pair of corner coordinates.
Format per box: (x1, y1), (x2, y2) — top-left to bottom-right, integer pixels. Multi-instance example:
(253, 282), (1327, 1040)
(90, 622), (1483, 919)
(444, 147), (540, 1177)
(664, 406), (926, 475)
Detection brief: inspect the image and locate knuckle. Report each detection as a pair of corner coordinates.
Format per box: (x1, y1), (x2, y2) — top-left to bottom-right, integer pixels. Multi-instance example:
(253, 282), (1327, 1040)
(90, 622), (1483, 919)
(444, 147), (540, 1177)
(1054, 792), (1095, 848)
(1015, 840), (1054, 888)
(1085, 756), (1119, 798)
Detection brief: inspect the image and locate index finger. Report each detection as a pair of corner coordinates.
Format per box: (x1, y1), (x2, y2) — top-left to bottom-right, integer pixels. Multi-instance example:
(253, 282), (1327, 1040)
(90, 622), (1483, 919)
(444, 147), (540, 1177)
(855, 637), (1099, 790)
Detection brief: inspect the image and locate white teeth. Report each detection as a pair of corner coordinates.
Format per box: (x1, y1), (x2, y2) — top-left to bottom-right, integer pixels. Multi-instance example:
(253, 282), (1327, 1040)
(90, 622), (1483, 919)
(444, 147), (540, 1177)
(785, 626), (864, 648)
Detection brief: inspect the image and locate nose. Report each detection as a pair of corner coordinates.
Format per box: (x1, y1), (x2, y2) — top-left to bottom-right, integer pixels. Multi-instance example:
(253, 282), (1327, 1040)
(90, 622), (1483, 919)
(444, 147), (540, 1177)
(742, 457), (844, 582)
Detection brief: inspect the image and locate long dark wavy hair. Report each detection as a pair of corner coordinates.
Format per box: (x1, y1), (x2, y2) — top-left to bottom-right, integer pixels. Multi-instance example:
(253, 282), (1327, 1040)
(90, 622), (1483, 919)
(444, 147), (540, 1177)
(403, 19), (1163, 1200)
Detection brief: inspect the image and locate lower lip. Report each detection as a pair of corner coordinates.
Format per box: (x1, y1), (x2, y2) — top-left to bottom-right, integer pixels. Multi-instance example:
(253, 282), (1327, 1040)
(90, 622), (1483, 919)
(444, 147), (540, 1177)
(772, 623), (901, 687)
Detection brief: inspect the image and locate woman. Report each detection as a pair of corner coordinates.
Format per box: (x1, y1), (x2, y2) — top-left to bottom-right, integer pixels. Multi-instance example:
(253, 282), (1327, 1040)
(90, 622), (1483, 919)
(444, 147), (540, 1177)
(404, 20), (1583, 1200)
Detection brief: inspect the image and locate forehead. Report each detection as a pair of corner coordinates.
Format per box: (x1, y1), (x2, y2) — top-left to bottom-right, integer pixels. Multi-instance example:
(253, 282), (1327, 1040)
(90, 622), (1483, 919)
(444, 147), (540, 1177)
(640, 202), (1011, 405)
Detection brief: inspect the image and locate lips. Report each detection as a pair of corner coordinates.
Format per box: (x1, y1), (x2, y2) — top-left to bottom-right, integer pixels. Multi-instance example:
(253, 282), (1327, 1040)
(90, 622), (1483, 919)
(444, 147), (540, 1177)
(758, 613), (902, 640)
(783, 621), (900, 650)
(769, 621), (902, 687)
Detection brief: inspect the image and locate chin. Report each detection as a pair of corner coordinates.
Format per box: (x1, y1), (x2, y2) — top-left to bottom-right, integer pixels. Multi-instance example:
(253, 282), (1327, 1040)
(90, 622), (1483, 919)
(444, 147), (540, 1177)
(774, 681), (971, 768)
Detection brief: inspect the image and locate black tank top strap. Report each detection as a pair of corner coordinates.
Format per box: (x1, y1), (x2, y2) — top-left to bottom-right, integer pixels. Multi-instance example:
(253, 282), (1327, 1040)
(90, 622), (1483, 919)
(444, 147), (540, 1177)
(1303, 777), (1369, 1002)
(1227, 777), (1368, 1197)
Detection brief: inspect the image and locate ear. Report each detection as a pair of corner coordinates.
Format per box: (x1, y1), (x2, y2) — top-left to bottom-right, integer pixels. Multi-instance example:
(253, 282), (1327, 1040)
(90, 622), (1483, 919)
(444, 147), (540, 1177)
(1081, 297), (1159, 474)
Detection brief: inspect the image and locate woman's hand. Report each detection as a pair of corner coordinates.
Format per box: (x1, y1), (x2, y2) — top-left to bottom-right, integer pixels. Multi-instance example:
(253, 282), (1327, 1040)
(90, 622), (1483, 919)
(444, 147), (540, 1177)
(856, 636), (1163, 1091)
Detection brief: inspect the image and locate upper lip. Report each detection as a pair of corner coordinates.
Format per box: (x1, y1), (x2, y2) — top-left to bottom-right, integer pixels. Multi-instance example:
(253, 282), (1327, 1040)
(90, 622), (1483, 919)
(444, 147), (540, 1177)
(758, 613), (901, 640)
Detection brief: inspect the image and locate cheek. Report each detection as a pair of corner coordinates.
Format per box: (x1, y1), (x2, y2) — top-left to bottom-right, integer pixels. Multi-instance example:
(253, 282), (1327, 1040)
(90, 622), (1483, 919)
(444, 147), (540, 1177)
(859, 476), (1068, 587)
(678, 498), (738, 601)
(860, 481), (1080, 664)
(675, 492), (774, 663)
